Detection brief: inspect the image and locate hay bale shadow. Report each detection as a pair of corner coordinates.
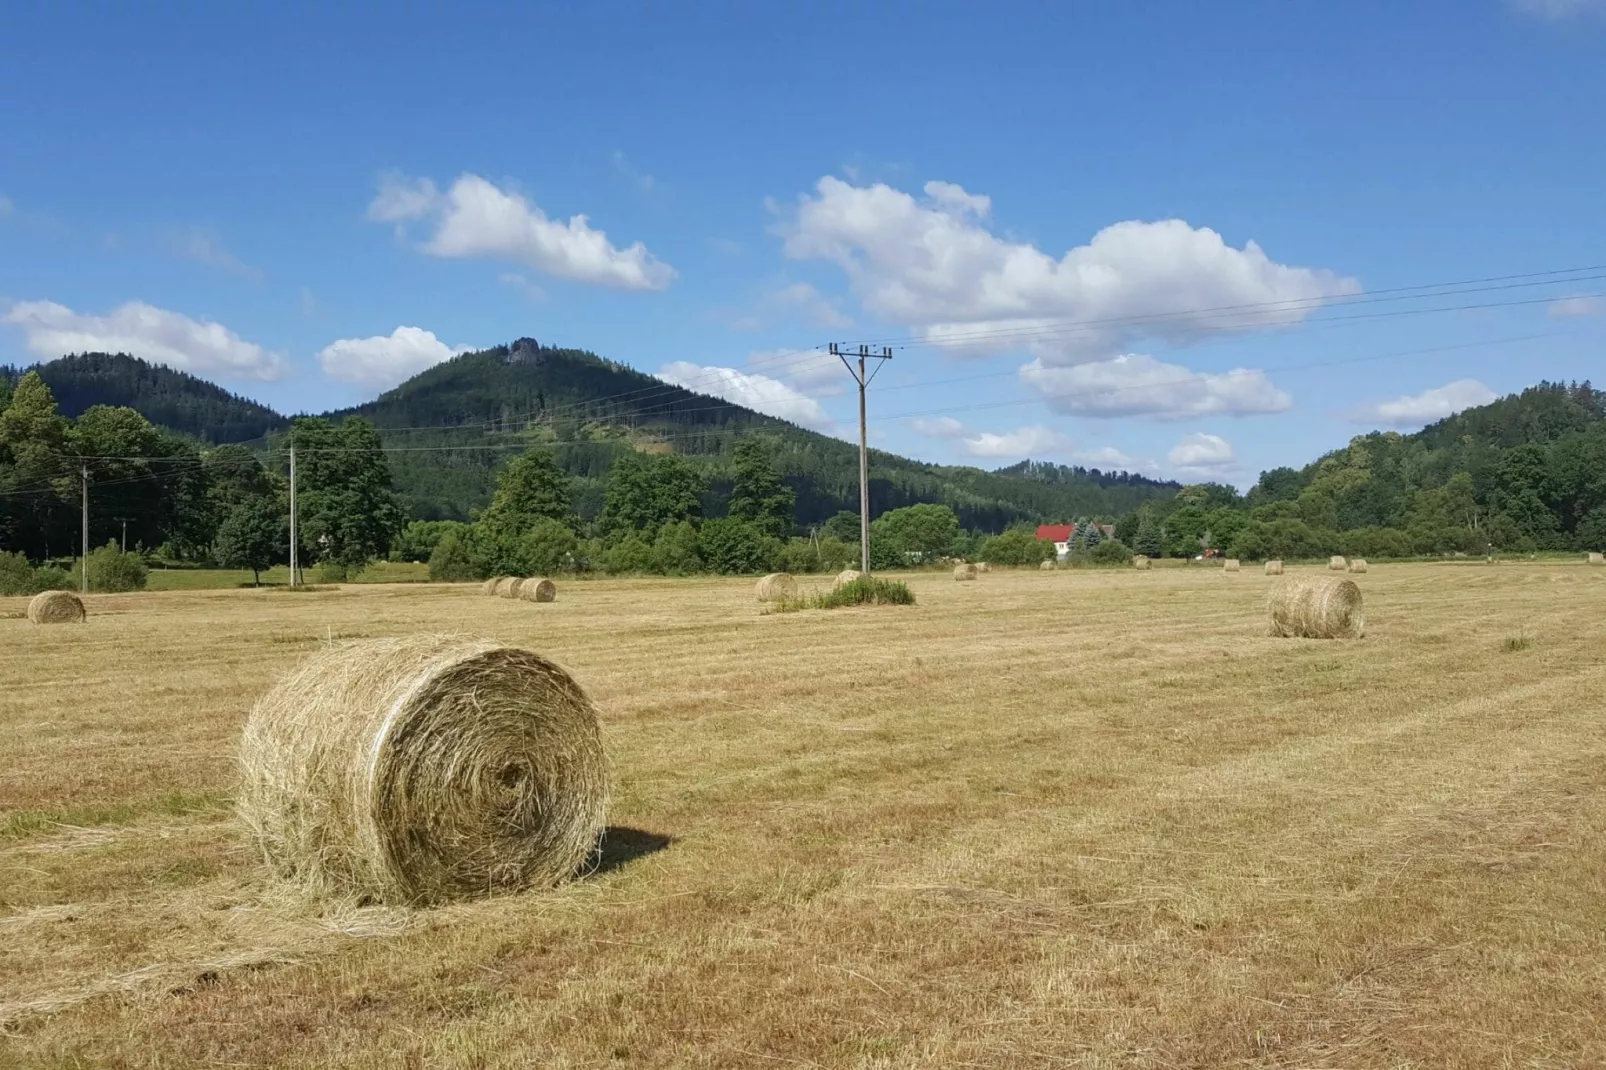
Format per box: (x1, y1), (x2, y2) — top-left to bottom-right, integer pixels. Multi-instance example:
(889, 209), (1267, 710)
(587, 826), (673, 876)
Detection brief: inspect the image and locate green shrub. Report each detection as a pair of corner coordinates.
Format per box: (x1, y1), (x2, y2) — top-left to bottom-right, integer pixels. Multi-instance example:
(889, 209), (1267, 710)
(33, 565), (71, 592)
(978, 528), (1052, 566)
(78, 541), (149, 593)
(650, 521), (701, 575)
(1090, 538), (1134, 566)
(698, 518), (770, 574)
(427, 529), (480, 582)
(513, 517), (579, 575)
(604, 535), (654, 574)
(317, 560), (350, 583)
(773, 576), (916, 612)
(0, 551), (36, 596)
(777, 537), (823, 574)
(394, 520), (469, 563)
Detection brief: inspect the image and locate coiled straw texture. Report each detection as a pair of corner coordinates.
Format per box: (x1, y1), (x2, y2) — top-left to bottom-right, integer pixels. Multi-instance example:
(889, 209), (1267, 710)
(238, 635), (609, 906)
(1268, 577), (1365, 640)
(954, 563), (978, 581)
(515, 578), (557, 602)
(755, 573), (796, 601)
(28, 590), (84, 624)
(834, 569), (863, 587)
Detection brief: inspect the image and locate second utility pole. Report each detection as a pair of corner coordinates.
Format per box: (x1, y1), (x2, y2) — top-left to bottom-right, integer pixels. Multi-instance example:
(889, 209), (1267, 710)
(831, 343), (892, 575)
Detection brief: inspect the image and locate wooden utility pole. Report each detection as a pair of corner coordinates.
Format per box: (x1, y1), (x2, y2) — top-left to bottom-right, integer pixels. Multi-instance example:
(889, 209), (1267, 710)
(831, 343), (893, 575)
(288, 444), (299, 588)
(80, 463), (89, 594)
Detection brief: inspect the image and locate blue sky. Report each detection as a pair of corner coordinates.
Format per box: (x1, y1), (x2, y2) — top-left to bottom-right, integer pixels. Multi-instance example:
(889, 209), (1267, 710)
(2, 0), (1603, 487)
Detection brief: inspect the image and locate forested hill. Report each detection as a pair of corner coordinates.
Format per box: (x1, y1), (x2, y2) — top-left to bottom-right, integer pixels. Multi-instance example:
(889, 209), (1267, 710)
(331, 339), (1181, 526)
(0, 353), (287, 443)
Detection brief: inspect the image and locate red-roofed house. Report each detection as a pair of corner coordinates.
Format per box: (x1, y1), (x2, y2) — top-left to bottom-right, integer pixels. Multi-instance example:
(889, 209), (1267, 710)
(1036, 524), (1075, 558)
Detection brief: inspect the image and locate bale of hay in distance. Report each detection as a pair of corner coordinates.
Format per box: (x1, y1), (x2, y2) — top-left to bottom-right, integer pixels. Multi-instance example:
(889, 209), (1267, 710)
(1039, 560), (1055, 571)
(1348, 558), (1369, 574)
(1265, 559), (1285, 576)
(1589, 552), (1604, 565)
(1329, 555), (1348, 571)
(755, 573), (797, 601)
(28, 590), (85, 624)
(516, 578), (557, 603)
(481, 577), (503, 596)
(834, 568), (862, 588)
(237, 635), (608, 905)
(1268, 577), (1365, 640)
(976, 562), (992, 573)
(1132, 555), (1151, 570)
(954, 563), (978, 582)
(493, 576), (520, 597)
(1223, 558), (1241, 572)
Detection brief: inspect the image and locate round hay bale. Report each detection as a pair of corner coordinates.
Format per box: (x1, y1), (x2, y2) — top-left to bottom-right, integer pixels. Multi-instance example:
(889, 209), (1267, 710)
(1223, 558), (1241, 573)
(1588, 552), (1604, 566)
(1268, 577), (1365, 640)
(1265, 559), (1285, 576)
(516, 577), (557, 602)
(976, 562), (992, 573)
(834, 568), (863, 588)
(28, 590), (85, 624)
(953, 563), (978, 582)
(237, 635), (609, 905)
(1328, 555), (1348, 571)
(481, 577), (503, 596)
(493, 576), (520, 598)
(1039, 560), (1055, 571)
(755, 572), (797, 601)
(1348, 558), (1368, 574)
(1131, 555), (1151, 570)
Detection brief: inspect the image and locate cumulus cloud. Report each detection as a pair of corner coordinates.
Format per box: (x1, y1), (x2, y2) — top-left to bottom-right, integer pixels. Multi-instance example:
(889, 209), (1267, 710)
(910, 416), (967, 438)
(1347, 379), (1498, 428)
(959, 425), (1074, 459)
(167, 228), (262, 281)
(657, 361), (834, 431)
(777, 176), (1357, 363)
(1020, 353), (1292, 420)
(2, 299), (288, 381)
(317, 326), (475, 389)
(1072, 445), (1146, 470)
(1167, 432), (1238, 477)
(745, 347), (846, 396)
(1510, 0), (1604, 18)
(368, 173), (676, 291)
(1548, 295), (1602, 318)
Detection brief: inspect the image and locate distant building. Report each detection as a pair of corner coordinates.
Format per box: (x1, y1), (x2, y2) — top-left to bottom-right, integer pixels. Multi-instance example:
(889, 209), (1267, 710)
(1035, 524), (1075, 559)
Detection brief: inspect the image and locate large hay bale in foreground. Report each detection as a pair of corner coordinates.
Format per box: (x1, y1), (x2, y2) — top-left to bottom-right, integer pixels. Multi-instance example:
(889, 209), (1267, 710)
(954, 563), (978, 582)
(755, 573), (797, 601)
(1223, 558), (1241, 573)
(1265, 560), (1285, 576)
(1039, 560), (1055, 571)
(1348, 558), (1368, 574)
(1589, 552), (1604, 565)
(493, 576), (520, 597)
(28, 590), (85, 624)
(834, 568), (862, 588)
(976, 562), (992, 573)
(1328, 555), (1348, 571)
(481, 577), (503, 596)
(1268, 577), (1365, 640)
(516, 578), (557, 602)
(1132, 555), (1151, 570)
(237, 635), (609, 905)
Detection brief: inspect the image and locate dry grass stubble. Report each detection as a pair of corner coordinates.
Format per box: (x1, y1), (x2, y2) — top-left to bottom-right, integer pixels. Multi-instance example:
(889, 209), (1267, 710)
(2, 564), (1605, 1066)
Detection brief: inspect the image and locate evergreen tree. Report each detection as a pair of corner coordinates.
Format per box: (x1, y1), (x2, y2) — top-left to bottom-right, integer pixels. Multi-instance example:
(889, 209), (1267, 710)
(1133, 517), (1163, 558)
(727, 439), (795, 538)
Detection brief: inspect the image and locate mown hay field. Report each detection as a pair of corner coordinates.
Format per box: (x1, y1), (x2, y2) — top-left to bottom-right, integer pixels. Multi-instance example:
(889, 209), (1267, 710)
(2, 563), (1604, 1067)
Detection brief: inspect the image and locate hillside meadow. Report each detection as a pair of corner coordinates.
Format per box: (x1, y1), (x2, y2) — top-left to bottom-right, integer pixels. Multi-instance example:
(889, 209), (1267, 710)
(1, 564), (1603, 1067)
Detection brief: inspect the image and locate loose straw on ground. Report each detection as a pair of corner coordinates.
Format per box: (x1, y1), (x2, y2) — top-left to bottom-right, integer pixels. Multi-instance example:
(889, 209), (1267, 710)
(237, 635), (609, 906)
(1268, 577), (1365, 639)
(27, 590), (84, 624)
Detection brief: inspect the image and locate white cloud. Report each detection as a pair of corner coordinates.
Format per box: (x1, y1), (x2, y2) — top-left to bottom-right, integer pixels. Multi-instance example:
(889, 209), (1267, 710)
(168, 228), (262, 281)
(729, 282), (854, 331)
(1348, 379), (1498, 428)
(1020, 353), (1292, 420)
(317, 326), (475, 389)
(911, 416), (967, 438)
(368, 173), (676, 291)
(777, 176), (1357, 363)
(1548, 295), (1602, 318)
(745, 347), (846, 396)
(656, 361), (834, 431)
(960, 425), (1074, 459)
(1071, 445), (1144, 470)
(1167, 432), (1238, 477)
(1511, 0), (1604, 18)
(3, 299), (288, 381)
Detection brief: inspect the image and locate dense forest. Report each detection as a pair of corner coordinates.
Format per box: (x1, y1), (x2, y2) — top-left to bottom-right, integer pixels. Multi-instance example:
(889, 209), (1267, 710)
(0, 342), (1601, 591)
